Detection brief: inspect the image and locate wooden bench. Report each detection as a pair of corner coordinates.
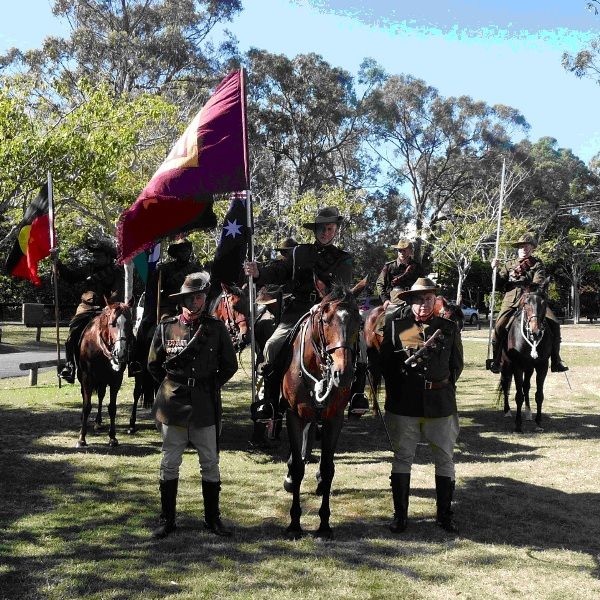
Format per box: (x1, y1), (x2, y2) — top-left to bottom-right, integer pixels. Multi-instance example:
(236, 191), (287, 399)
(19, 359), (65, 386)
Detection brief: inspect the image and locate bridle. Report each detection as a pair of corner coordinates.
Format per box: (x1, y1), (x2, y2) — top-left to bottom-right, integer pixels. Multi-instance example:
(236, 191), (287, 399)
(219, 292), (248, 351)
(519, 291), (546, 359)
(299, 299), (357, 408)
(98, 305), (133, 371)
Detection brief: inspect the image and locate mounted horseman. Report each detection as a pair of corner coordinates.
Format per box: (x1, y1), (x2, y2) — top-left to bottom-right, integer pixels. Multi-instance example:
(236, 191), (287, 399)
(243, 207), (369, 421)
(58, 237), (124, 384)
(488, 233), (568, 374)
(375, 238), (425, 307)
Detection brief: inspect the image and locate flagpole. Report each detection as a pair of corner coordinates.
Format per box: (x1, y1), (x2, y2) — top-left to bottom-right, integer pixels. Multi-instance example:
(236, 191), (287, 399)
(487, 157), (506, 364)
(47, 171), (62, 388)
(241, 68), (257, 402)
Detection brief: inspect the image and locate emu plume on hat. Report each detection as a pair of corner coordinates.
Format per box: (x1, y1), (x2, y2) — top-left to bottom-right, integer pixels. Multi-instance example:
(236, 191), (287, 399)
(302, 207), (344, 231)
(395, 277), (440, 301)
(169, 272), (210, 298)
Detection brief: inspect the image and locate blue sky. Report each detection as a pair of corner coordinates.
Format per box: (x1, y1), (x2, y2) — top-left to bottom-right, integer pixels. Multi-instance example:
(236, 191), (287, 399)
(2, 0), (599, 163)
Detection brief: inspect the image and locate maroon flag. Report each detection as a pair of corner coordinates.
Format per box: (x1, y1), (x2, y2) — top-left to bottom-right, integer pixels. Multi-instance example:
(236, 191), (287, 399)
(117, 69), (250, 263)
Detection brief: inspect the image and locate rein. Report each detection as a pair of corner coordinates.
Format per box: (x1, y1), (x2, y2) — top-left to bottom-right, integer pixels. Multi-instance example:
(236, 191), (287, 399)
(97, 307), (132, 366)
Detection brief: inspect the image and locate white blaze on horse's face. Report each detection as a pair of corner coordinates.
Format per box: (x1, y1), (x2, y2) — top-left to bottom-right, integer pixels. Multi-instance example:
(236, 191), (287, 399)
(111, 313), (129, 370)
(325, 304), (357, 389)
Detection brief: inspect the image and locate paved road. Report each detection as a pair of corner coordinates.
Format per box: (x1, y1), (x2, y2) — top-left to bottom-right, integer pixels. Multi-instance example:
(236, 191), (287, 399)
(0, 347), (64, 379)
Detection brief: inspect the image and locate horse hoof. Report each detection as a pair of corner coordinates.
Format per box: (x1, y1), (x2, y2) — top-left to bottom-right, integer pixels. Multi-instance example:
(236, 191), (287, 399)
(109, 438), (119, 447)
(283, 476), (293, 494)
(314, 527), (333, 541)
(76, 440), (87, 448)
(503, 410), (512, 418)
(285, 526), (303, 540)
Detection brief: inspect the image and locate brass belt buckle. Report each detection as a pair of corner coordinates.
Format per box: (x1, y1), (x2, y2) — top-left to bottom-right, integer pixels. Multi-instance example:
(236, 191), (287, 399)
(187, 377), (196, 387)
(424, 380), (433, 390)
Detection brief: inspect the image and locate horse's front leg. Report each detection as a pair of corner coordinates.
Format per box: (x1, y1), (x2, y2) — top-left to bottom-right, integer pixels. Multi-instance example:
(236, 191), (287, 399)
(94, 385), (104, 431)
(513, 369), (525, 433)
(128, 375), (141, 434)
(523, 368), (533, 421)
(315, 410), (344, 540)
(107, 379), (120, 447)
(535, 363), (548, 431)
(285, 409), (306, 539)
(78, 380), (93, 448)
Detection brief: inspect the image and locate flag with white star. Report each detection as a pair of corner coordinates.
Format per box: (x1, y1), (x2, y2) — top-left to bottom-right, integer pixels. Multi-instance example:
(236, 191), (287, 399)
(210, 191), (249, 289)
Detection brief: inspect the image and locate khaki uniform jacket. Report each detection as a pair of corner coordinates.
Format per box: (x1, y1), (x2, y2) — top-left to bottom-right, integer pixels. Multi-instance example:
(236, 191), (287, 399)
(256, 243), (353, 323)
(381, 314), (463, 418)
(148, 314), (238, 428)
(497, 256), (546, 315)
(375, 259), (425, 302)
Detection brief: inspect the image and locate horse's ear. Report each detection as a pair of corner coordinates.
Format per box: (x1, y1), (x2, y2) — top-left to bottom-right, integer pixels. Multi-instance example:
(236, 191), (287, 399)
(350, 275), (368, 297)
(314, 276), (328, 299)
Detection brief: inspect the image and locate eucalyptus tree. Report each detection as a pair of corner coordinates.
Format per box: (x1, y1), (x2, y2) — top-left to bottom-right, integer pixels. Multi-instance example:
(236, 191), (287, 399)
(1, 0), (242, 102)
(364, 69), (529, 256)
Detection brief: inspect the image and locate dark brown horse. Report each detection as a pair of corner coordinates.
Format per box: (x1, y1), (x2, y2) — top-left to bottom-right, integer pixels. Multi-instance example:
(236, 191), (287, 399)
(282, 285), (361, 539)
(76, 300), (134, 448)
(499, 287), (552, 433)
(210, 283), (249, 352)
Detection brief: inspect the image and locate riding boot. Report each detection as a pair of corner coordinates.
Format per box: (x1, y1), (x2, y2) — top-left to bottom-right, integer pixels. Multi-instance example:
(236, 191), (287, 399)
(488, 331), (504, 374)
(201, 480), (232, 537)
(348, 363), (370, 418)
(152, 478), (178, 539)
(435, 475), (459, 534)
(59, 335), (76, 383)
(389, 473), (410, 533)
(547, 319), (569, 372)
(251, 365), (280, 423)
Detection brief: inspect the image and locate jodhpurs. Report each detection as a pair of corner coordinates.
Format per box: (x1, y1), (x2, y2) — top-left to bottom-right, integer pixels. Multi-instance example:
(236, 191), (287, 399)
(159, 423), (220, 482)
(385, 412), (460, 479)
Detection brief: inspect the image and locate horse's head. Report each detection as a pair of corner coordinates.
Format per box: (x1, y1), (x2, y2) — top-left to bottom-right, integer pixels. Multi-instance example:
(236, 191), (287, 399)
(211, 283), (249, 351)
(311, 285), (361, 390)
(101, 298), (135, 371)
(434, 296), (464, 330)
(520, 288), (548, 336)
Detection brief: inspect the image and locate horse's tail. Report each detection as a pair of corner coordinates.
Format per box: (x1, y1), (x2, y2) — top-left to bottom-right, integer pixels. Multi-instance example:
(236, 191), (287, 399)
(495, 359), (512, 408)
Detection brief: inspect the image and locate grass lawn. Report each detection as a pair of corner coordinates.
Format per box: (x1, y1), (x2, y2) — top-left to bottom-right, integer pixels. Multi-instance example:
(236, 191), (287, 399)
(0, 338), (599, 599)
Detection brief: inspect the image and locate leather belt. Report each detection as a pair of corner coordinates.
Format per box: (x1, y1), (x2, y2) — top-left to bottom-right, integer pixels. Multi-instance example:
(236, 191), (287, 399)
(423, 377), (450, 390)
(167, 373), (204, 388)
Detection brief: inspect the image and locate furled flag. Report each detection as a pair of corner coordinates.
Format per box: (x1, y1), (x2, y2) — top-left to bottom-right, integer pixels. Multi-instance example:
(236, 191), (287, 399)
(117, 69), (250, 264)
(5, 185), (51, 286)
(210, 191), (250, 289)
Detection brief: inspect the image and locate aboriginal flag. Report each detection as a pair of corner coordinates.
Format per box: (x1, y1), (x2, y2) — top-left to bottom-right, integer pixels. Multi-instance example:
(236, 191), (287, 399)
(117, 69), (250, 264)
(5, 185), (51, 286)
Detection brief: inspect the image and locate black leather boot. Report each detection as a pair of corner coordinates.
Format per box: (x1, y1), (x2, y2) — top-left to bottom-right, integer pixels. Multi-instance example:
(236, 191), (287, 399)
(152, 478), (178, 539)
(488, 334), (503, 374)
(251, 365), (280, 423)
(389, 473), (410, 533)
(435, 475), (458, 534)
(547, 320), (569, 372)
(201, 480), (232, 537)
(348, 363), (370, 418)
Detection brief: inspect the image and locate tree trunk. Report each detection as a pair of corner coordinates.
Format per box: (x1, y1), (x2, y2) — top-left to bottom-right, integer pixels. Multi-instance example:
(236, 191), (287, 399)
(455, 269), (464, 305)
(572, 279), (581, 325)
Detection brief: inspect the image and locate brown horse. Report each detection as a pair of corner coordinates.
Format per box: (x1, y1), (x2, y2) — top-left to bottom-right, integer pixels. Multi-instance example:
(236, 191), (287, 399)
(210, 283), (249, 352)
(282, 284), (361, 539)
(499, 287), (552, 433)
(76, 299), (134, 448)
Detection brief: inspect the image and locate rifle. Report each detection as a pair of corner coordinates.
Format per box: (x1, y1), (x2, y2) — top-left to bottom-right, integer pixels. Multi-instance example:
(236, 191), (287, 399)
(404, 328), (443, 368)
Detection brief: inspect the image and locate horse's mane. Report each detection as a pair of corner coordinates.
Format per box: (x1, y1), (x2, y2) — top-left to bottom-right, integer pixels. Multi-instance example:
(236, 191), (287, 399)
(323, 284), (358, 308)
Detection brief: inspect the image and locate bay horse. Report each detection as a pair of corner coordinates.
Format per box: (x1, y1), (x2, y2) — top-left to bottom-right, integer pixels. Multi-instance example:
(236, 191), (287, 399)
(282, 284), (361, 539)
(499, 286), (552, 433)
(76, 299), (134, 448)
(210, 283), (249, 352)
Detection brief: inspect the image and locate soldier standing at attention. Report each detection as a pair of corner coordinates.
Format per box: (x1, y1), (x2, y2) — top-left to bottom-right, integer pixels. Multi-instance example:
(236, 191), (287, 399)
(243, 207), (369, 419)
(147, 272), (238, 539)
(489, 233), (568, 374)
(380, 277), (463, 534)
(58, 238), (124, 383)
(375, 239), (425, 306)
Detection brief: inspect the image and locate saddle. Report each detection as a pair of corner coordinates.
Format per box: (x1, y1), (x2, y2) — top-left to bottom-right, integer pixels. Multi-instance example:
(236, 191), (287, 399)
(272, 311), (311, 378)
